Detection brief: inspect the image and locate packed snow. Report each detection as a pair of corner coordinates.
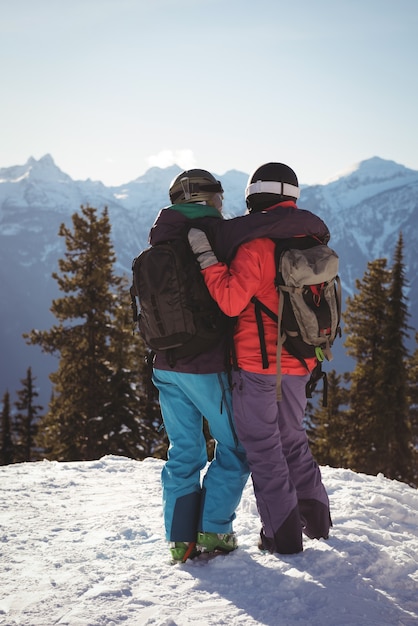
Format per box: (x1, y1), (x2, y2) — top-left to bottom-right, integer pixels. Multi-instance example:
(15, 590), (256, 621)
(1, 455), (417, 626)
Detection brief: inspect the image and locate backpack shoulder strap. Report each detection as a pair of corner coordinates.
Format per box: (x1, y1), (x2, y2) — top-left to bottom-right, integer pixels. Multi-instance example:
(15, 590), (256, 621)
(250, 296), (277, 369)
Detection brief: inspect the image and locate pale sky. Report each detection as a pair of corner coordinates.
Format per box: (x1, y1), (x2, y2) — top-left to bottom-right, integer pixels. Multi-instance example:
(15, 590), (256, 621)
(1, 0), (417, 186)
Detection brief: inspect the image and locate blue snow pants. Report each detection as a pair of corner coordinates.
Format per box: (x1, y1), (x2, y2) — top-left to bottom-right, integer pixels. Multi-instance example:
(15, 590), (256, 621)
(231, 370), (330, 547)
(152, 369), (250, 542)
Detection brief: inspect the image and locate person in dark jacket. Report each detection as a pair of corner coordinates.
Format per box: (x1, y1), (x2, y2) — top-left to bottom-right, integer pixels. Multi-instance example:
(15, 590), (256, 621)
(150, 169), (249, 563)
(188, 163), (332, 555)
(148, 167), (331, 562)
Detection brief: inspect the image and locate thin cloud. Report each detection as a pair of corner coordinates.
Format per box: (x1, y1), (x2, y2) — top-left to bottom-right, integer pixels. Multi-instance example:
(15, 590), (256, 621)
(147, 149), (196, 170)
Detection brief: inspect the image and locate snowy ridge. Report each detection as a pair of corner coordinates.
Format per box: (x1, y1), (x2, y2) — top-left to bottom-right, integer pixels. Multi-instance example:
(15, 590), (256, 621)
(0, 455), (417, 626)
(319, 159), (418, 211)
(323, 155), (414, 184)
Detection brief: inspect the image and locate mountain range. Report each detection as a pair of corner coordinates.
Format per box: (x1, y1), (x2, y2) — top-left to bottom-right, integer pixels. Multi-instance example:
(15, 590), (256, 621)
(1, 154), (417, 408)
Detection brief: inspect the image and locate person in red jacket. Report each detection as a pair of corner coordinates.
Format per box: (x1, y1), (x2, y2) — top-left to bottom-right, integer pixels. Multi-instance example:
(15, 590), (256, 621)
(188, 162), (332, 555)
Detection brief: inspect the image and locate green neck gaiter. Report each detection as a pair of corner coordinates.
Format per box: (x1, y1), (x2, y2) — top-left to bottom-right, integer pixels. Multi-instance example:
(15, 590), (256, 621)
(170, 203), (222, 220)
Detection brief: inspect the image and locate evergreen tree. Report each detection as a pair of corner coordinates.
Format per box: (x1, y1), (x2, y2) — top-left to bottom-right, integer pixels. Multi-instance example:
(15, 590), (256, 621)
(343, 236), (415, 484)
(380, 233), (414, 484)
(307, 370), (350, 468)
(407, 334), (418, 483)
(1, 390), (14, 465)
(25, 205), (122, 461)
(102, 278), (167, 460)
(14, 367), (43, 462)
(343, 258), (391, 474)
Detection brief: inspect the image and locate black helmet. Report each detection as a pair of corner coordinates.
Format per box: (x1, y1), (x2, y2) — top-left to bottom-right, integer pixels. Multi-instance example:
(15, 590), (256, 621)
(245, 162), (300, 213)
(169, 168), (224, 211)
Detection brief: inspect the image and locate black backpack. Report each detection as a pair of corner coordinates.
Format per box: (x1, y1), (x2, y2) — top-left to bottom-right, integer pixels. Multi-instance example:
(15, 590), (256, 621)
(130, 238), (226, 365)
(251, 237), (342, 404)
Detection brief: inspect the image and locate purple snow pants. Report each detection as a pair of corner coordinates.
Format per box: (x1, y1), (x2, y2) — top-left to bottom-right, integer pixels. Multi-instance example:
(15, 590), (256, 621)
(232, 369), (330, 553)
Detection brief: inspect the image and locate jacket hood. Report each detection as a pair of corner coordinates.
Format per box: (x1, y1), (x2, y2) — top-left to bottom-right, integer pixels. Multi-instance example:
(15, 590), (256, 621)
(149, 204), (221, 246)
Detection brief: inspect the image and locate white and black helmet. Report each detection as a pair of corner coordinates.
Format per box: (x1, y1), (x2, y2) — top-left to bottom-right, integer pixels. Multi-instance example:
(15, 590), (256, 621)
(245, 162), (300, 213)
(169, 169), (224, 211)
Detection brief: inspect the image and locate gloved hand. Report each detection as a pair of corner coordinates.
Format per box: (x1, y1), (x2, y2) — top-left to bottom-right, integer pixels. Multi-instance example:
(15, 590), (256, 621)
(187, 228), (219, 269)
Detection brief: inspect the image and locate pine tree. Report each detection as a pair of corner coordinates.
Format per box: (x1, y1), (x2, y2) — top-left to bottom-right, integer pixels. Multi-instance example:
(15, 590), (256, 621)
(380, 233), (414, 484)
(343, 258), (391, 474)
(407, 333), (418, 483)
(343, 236), (415, 485)
(25, 205), (122, 461)
(1, 390), (14, 465)
(102, 278), (167, 460)
(14, 367), (43, 462)
(307, 370), (350, 468)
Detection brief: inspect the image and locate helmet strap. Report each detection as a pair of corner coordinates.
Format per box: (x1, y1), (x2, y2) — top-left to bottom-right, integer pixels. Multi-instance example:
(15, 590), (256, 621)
(180, 177), (191, 200)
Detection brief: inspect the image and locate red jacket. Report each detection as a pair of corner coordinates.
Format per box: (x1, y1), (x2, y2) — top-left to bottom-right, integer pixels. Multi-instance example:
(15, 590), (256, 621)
(202, 237), (317, 376)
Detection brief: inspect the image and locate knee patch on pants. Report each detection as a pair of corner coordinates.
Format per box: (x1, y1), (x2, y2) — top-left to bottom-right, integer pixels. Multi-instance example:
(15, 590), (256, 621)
(170, 491), (201, 541)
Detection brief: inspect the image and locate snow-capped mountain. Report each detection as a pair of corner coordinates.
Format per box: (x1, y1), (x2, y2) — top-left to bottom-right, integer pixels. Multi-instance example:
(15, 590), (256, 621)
(1, 155), (417, 407)
(300, 157), (418, 308)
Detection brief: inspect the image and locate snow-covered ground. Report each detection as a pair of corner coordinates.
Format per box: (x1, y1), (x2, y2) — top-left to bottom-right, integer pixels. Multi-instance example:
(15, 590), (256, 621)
(1, 455), (417, 626)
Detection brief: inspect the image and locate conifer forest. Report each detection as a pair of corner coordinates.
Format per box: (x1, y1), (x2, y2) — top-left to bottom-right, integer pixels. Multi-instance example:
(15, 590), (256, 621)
(1, 206), (417, 487)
